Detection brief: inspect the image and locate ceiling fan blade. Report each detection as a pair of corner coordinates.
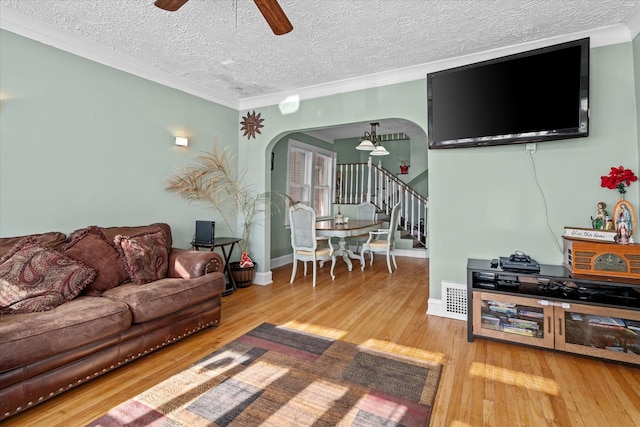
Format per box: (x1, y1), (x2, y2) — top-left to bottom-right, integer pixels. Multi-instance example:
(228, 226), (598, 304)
(253, 0), (293, 35)
(154, 0), (189, 12)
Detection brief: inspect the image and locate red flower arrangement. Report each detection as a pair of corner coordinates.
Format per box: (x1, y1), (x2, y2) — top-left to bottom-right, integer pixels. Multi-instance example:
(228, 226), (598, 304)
(601, 166), (638, 194)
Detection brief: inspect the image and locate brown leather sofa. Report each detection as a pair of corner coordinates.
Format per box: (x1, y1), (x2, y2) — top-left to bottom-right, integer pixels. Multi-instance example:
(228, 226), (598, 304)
(0, 223), (225, 420)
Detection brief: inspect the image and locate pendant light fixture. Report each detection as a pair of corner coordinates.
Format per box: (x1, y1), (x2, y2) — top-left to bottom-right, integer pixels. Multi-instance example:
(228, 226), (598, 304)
(356, 122), (389, 155)
(355, 138), (375, 151)
(370, 144), (390, 156)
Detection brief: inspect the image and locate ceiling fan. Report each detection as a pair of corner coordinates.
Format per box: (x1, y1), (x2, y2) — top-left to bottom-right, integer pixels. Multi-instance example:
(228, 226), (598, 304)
(154, 0), (293, 35)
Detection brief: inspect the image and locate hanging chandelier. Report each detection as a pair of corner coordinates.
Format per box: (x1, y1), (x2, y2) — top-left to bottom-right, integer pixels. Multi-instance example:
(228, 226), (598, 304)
(355, 122), (389, 156)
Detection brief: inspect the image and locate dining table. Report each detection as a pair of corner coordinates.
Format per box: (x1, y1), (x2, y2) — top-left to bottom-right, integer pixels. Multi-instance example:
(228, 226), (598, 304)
(315, 219), (383, 271)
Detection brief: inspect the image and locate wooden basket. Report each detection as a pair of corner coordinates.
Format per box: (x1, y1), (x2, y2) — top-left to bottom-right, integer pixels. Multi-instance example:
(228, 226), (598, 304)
(229, 262), (257, 288)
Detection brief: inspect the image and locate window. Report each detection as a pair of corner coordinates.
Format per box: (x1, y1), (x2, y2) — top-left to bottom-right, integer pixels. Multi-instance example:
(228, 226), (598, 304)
(287, 140), (336, 220)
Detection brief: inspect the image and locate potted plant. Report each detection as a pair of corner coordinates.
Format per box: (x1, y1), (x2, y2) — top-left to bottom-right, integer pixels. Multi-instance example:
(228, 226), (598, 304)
(165, 139), (287, 287)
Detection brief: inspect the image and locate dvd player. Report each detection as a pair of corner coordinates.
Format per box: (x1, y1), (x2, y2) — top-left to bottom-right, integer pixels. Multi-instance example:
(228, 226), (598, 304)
(499, 256), (540, 273)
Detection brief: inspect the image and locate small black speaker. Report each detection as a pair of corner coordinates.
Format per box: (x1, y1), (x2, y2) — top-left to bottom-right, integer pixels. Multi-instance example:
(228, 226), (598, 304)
(194, 220), (215, 244)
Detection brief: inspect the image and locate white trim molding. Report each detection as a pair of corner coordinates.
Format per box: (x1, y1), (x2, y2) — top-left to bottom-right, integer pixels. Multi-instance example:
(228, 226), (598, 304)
(253, 270), (272, 286)
(426, 297), (468, 321)
(426, 298), (444, 317)
(0, 6), (238, 109)
(2, 4), (636, 112)
(270, 254), (294, 270)
(238, 24), (638, 110)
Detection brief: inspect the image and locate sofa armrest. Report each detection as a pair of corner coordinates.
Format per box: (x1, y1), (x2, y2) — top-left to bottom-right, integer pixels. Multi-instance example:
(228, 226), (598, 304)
(168, 248), (224, 279)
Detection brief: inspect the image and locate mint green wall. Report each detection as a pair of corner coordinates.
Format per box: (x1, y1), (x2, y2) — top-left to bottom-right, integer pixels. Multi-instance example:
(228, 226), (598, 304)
(635, 34), (640, 163)
(404, 169), (429, 200)
(333, 137), (364, 163)
(427, 42), (638, 299)
(0, 30), (239, 248)
(240, 41), (639, 301)
(333, 136), (415, 175)
(406, 133), (429, 198)
(2, 27), (638, 304)
(269, 132), (291, 259)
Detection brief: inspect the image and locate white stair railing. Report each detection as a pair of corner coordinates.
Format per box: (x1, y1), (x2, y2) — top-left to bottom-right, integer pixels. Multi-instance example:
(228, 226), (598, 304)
(336, 159), (428, 247)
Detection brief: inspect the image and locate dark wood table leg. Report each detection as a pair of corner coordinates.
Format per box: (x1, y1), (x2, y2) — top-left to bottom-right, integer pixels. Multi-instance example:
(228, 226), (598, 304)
(190, 237), (241, 297)
(221, 242), (238, 296)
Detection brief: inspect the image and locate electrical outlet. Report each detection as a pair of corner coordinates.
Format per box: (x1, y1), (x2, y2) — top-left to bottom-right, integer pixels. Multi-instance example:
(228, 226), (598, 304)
(526, 143), (536, 153)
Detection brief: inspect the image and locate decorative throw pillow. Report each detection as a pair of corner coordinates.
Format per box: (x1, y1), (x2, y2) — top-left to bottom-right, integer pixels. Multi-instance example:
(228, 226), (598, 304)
(0, 231), (67, 259)
(114, 229), (168, 284)
(64, 226), (129, 296)
(0, 237), (96, 314)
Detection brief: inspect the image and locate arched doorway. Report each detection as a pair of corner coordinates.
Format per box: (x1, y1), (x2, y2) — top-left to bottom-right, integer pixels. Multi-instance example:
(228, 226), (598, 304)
(266, 119), (428, 272)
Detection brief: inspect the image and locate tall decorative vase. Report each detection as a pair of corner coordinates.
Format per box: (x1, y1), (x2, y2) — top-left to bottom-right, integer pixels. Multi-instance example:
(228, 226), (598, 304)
(614, 197), (635, 245)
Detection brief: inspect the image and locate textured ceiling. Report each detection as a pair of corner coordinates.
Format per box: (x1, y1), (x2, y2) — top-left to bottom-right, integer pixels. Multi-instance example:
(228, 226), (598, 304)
(1, 0), (639, 139)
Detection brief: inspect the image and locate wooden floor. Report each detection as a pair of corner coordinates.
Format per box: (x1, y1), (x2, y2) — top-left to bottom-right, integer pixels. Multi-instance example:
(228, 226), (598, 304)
(4, 256), (640, 426)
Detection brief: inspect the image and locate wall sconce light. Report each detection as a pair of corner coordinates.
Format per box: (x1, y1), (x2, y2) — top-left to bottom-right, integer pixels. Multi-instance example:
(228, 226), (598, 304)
(175, 136), (189, 147)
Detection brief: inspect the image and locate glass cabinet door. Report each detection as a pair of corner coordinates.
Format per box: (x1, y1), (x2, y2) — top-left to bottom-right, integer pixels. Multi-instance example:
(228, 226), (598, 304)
(556, 303), (640, 365)
(473, 291), (555, 349)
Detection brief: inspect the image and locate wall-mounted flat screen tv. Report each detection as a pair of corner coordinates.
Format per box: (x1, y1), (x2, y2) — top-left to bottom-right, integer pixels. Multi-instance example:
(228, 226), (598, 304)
(427, 38), (589, 149)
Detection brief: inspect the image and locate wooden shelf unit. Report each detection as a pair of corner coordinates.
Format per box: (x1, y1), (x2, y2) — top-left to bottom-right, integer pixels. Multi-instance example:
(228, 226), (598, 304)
(467, 258), (640, 365)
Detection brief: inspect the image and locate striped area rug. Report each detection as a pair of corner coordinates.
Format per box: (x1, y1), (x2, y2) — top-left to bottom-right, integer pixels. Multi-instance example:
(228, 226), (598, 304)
(88, 323), (442, 427)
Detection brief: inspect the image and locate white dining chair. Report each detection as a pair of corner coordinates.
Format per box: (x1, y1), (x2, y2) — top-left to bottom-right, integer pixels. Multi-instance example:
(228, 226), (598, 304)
(349, 201), (377, 254)
(289, 203), (336, 287)
(361, 202), (401, 273)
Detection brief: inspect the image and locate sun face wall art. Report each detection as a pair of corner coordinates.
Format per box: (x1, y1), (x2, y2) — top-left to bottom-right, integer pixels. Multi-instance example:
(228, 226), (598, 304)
(240, 111), (264, 140)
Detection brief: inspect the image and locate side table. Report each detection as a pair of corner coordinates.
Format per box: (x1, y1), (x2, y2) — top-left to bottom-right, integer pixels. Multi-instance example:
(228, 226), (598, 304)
(191, 237), (241, 296)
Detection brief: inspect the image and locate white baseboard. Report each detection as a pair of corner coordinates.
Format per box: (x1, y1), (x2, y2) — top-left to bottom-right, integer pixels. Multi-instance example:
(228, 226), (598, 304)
(426, 298), (443, 317)
(394, 248), (427, 259)
(267, 251), (427, 286)
(270, 254), (293, 269)
(270, 250), (424, 271)
(253, 270), (272, 286)
(427, 297), (469, 321)
(345, 245), (428, 259)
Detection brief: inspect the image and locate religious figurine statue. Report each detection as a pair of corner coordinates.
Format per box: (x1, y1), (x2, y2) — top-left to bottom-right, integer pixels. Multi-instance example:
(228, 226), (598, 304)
(592, 201), (608, 229)
(604, 216), (614, 230)
(617, 219), (631, 244)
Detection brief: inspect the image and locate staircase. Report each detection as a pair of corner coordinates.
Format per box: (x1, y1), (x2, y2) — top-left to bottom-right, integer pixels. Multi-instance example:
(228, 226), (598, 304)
(336, 158), (427, 248)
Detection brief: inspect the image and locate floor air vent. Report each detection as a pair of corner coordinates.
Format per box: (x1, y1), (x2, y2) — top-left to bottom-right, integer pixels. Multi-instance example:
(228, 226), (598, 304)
(442, 281), (467, 320)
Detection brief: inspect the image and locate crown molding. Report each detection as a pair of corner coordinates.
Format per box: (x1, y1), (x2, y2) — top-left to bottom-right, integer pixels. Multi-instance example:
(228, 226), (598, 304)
(239, 23), (635, 110)
(1, 6), (636, 113)
(627, 4), (640, 39)
(0, 6), (239, 110)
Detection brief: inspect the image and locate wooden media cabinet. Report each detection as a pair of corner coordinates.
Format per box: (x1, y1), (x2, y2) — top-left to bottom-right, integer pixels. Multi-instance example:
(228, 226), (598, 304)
(467, 258), (640, 365)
